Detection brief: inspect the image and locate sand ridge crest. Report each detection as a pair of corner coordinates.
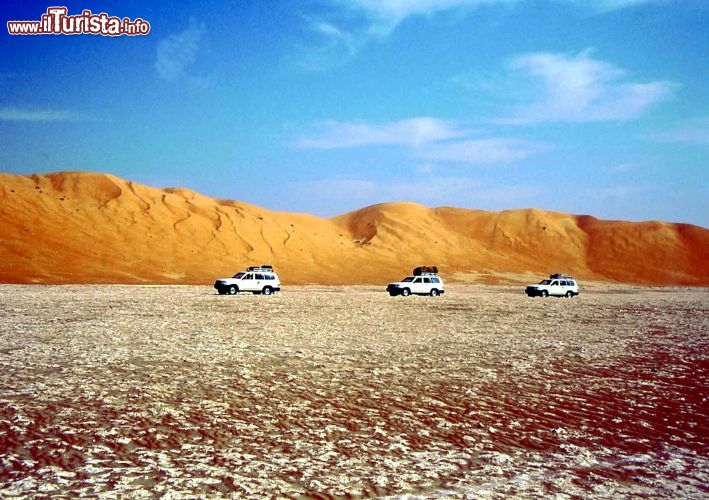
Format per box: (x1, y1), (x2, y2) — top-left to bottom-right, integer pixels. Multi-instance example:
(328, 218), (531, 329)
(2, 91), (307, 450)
(0, 171), (707, 285)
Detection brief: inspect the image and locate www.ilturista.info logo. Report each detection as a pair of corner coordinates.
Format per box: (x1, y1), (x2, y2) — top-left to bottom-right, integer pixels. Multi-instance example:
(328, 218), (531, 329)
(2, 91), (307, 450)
(7, 7), (150, 36)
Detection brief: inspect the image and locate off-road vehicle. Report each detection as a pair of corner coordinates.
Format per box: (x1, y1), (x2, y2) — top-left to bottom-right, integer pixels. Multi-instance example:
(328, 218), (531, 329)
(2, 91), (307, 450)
(387, 266), (445, 297)
(525, 273), (579, 298)
(214, 265), (281, 295)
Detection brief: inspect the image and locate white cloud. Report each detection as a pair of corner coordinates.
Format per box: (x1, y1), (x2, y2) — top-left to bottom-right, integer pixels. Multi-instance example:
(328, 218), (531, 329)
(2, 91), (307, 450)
(653, 117), (709, 145)
(307, 0), (660, 67)
(294, 175), (482, 208)
(0, 107), (89, 122)
(294, 117), (469, 148)
(295, 117), (549, 164)
(303, 0), (517, 68)
(333, 0), (660, 33)
(302, 0), (673, 68)
(563, 0), (667, 12)
(340, 0), (517, 32)
(586, 185), (647, 198)
(155, 18), (207, 83)
(297, 20), (362, 70)
(422, 138), (551, 164)
(607, 162), (639, 173)
(291, 175), (549, 215)
(298, 177), (380, 201)
(473, 184), (542, 203)
(384, 176), (483, 201)
(495, 49), (677, 124)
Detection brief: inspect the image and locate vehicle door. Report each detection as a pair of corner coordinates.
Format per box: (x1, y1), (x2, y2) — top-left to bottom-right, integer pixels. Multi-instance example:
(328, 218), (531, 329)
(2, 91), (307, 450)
(549, 279), (562, 296)
(430, 276), (442, 291)
(254, 273), (265, 291)
(411, 277), (426, 294)
(241, 273), (256, 291)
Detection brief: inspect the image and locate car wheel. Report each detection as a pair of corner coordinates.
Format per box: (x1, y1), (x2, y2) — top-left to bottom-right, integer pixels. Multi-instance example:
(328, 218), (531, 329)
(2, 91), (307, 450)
(228, 286), (237, 295)
(262, 286), (273, 296)
(541, 290), (548, 298)
(401, 288), (411, 297)
(565, 291), (573, 298)
(430, 289), (439, 297)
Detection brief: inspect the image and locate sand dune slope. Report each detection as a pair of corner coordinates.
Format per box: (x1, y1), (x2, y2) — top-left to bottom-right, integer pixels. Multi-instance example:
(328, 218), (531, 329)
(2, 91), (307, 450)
(0, 171), (707, 285)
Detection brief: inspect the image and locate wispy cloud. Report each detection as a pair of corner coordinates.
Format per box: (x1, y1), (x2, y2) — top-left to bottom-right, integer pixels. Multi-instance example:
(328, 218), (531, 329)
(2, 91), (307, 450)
(422, 138), (551, 163)
(586, 185), (648, 198)
(334, 0), (661, 32)
(295, 117), (549, 164)
(291, 174), (545, 214)
(296, 19), (363, 70)
(338, 0), (517, 34)
(303, 0), (516, 68)
(607, 162), (640, 173)
(303, 1), (663, 67)
(294, 117), (468, 148)
(293, 175), (483, 207)
(494, 49), (677, 124)
(0, 107), (85, 122)
(155, 18), (209, 85)
(563, 0), (667, 12)
(652, 116), (709, 145)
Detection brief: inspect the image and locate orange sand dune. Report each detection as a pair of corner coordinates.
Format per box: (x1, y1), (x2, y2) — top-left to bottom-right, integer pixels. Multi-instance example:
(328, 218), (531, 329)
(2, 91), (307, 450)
(1, 171), (707, 285)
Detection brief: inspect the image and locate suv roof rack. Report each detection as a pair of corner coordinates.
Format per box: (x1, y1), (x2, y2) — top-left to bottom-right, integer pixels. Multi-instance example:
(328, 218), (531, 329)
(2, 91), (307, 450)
(550, 273), (573, 280)
(248, 265), (274, 272)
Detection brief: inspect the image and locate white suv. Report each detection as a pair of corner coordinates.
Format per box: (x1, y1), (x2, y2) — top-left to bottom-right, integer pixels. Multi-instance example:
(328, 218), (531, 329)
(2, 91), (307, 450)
(525, 274), (579, 298)
(387, 267), (445, 297)
(214, 266), (281, 295)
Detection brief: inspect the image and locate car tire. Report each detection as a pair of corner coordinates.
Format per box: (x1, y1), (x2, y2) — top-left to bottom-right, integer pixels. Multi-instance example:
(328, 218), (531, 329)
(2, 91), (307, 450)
(565, 291), (573, 298)
(228, 286), (238, 295)
(401, 288), (411, 297)
(430, 289), (439, 297)
(541, 290), (548, 298)
(262, 286), (273, 296)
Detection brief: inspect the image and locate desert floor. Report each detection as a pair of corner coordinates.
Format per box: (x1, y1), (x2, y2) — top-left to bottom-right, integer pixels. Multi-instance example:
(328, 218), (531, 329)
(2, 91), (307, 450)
(0, 284), (707, 498)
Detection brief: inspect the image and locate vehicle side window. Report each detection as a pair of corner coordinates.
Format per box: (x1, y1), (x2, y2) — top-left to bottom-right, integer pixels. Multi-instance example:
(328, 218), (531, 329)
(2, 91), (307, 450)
(414, 278), (422, 283)
(551, 281), (559, 286)
(255, 273), (264, 280)
(265, 274), (275, 280)
(423, 277), (431, 283)
(244, 274), (253, 280)
(432, 277), (440, 283)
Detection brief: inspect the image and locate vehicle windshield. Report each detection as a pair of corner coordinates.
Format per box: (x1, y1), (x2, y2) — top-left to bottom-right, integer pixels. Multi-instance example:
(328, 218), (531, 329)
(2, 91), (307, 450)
(401, 277), (414, 282)
(232, 272), (245, 279)
(539, 279), (551, 285)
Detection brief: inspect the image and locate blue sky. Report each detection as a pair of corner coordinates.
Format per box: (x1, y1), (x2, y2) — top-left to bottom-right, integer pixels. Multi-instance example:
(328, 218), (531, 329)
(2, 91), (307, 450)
(2, 0), (707, 226)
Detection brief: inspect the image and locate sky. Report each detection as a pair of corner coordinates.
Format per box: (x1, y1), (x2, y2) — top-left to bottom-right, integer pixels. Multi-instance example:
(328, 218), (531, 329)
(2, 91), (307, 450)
(1, 0), (707, 226)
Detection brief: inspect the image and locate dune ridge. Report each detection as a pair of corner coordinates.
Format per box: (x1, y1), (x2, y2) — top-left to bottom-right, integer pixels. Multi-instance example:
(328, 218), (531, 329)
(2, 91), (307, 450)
(0, 171), (707, 285)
